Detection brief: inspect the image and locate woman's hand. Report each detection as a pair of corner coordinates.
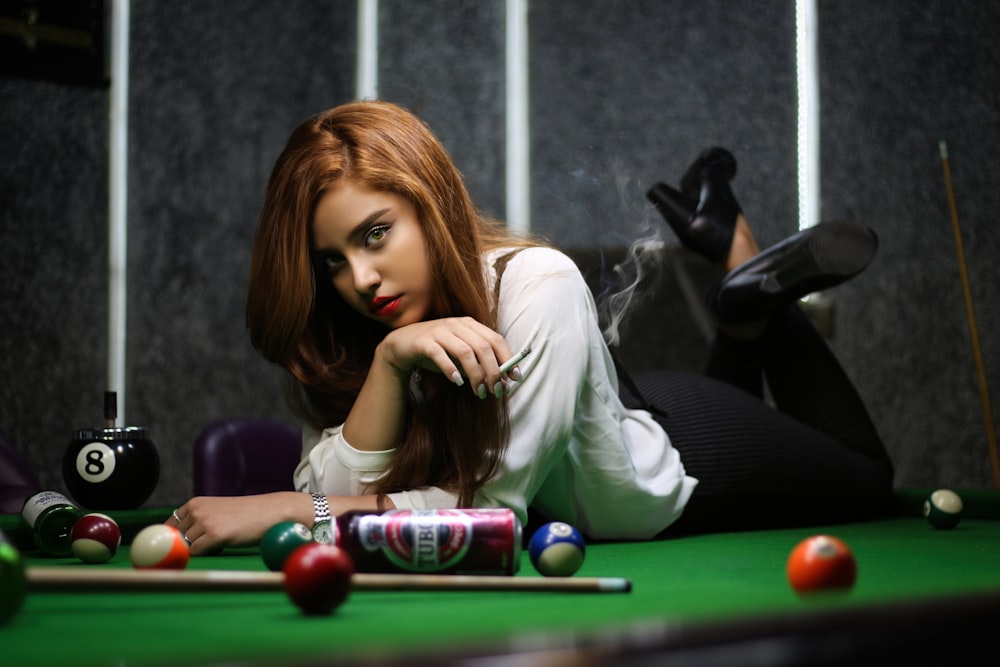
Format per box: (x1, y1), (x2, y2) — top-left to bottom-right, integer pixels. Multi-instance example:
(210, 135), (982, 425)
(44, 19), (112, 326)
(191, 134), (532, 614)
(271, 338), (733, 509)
(343, 317), (517, 452)
(168, 492), (312, 556)
(167, 493), (391, 556)
(379, 316), (515, 399)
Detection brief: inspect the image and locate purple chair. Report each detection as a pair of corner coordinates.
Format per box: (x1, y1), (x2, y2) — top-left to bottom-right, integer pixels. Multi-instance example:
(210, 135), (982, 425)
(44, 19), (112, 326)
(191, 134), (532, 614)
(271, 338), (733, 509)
(1, 434), (43, 514)
(193, 419), (302, 496)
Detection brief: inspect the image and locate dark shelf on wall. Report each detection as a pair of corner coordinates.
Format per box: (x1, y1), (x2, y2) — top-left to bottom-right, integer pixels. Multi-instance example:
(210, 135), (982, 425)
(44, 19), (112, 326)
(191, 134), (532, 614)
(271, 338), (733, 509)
(0, 0), (109, 87)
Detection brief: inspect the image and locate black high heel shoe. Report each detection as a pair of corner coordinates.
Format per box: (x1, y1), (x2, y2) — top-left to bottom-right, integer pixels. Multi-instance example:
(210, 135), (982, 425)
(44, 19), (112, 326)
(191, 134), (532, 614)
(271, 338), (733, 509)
(714, 221), (878, 324)
(646, 147), (741, 263)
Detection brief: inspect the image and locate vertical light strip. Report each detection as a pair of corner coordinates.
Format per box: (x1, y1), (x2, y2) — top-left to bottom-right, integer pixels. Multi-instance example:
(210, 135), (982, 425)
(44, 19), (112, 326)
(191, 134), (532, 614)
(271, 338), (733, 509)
(795, 0), (820, 230)
(108, 0), (130, 421)
(505, 0), (530, 233)
(356, 0), (379, 99)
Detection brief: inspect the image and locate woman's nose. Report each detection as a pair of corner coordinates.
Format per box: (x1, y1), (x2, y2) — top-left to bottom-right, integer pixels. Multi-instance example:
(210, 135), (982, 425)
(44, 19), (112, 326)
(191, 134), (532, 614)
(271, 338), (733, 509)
(351, 259), (381, 294)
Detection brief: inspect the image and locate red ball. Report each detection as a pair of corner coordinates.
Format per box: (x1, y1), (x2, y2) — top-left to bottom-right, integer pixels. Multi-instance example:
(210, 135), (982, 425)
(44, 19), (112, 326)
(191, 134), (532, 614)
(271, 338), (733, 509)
(283, 542), (354, 615)
(71, 513), (122, 563)
(130, 524), (190, 570)
(786, 535), (857, 595)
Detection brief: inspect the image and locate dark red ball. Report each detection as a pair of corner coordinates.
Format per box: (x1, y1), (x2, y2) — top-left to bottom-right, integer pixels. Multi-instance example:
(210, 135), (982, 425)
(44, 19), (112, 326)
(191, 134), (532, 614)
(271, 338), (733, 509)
(70, 513), (122, 563)
(282, 542), (354, 615)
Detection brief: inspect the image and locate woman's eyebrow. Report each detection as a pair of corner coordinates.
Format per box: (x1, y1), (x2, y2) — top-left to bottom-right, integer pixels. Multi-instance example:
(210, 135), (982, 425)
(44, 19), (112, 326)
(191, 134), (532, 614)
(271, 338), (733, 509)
(347, 207), (392, 242)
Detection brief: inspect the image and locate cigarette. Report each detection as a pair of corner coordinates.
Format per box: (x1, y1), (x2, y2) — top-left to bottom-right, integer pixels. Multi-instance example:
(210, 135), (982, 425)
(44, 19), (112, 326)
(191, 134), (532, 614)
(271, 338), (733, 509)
(499, 345), (532, 376)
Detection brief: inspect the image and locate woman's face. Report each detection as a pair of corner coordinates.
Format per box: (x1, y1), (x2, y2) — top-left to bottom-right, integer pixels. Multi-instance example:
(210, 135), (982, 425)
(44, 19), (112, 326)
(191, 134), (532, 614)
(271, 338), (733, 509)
(312, 180), (434, 328)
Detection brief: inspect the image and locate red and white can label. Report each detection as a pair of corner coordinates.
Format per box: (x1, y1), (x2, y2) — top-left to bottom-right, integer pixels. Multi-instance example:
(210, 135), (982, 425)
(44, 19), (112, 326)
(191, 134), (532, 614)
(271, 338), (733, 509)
(357, 509), (473, 572)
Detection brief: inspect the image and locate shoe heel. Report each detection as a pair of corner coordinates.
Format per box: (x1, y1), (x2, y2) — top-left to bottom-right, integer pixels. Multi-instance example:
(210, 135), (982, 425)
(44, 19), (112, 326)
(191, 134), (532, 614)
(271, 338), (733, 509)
(647, 182), (697, 232)
(647, 147), (741, 263)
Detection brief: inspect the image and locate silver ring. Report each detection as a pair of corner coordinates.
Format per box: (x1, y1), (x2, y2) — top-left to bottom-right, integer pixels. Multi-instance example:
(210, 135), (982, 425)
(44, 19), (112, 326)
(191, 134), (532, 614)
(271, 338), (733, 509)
(172, 510), (182, 523)
(182, 532), (192, 546)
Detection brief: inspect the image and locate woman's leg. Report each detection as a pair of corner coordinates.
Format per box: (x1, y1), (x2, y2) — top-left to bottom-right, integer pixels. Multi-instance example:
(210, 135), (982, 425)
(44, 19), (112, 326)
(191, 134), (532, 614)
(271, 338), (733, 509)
(619, 369), (894, 535)
(617, 224), (893, 533)
(763, 305), (888, 460)
(704, 304), (887, 462)
(639, 148), (892, 532)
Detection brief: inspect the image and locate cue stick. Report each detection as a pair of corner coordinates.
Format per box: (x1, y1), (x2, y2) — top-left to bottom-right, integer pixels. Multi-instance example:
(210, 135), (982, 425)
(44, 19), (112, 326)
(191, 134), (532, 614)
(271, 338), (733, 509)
(939, 140), (1000, 489)
(25, 567), (632, 594)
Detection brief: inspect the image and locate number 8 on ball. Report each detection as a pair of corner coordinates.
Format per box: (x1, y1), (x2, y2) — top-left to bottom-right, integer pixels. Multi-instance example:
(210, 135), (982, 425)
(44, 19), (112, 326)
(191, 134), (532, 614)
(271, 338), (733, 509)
(74, 442), (116, 483)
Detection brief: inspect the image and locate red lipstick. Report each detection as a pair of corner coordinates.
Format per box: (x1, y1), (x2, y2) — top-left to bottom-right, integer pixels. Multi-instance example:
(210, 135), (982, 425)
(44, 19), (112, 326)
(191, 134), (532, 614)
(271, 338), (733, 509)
(369, 296), (401, 317)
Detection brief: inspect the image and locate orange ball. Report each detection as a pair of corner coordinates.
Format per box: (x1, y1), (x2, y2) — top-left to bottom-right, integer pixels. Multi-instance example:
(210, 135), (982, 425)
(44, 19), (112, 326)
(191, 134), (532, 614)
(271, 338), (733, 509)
(786, 535), (856, 595)
(130, 524), (190, 570)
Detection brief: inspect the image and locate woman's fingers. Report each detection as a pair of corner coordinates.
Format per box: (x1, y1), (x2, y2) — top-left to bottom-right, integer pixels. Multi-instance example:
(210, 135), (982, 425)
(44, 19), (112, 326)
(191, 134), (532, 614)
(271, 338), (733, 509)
(400, 318), (514, 398)
(165, 496), (289, 555)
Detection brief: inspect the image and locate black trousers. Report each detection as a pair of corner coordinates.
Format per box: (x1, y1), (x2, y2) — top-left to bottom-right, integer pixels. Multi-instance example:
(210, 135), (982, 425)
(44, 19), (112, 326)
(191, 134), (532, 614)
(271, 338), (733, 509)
(618, 306), (895, 535)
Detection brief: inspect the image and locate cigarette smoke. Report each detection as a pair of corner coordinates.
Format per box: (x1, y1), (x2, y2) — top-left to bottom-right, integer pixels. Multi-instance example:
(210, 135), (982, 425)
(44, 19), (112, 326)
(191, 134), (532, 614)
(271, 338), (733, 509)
(598, 233), (665, 348)
(596, 166), (667, 348)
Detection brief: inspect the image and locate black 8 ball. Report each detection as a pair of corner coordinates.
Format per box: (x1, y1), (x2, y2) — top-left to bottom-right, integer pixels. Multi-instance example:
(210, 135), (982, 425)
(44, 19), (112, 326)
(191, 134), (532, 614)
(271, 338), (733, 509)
(63, 427), (160, 510)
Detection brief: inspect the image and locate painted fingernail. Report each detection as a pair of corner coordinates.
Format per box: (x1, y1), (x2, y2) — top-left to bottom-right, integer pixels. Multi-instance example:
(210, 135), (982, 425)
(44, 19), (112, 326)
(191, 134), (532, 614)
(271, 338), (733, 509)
(493, 381), (503, 398)
(477, 384), (487, 400)
(451, 371), (464, 386)
(510, 367), (524, 382)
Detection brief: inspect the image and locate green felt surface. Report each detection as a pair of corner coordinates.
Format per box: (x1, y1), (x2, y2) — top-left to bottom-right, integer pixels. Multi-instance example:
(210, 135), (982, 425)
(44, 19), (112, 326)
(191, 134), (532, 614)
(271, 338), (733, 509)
(3, 497), (1000, 667)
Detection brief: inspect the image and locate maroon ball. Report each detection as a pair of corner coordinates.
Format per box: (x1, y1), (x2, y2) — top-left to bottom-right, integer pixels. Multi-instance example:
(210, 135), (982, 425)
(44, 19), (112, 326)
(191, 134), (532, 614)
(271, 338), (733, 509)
(70, 513), (122, 563)
(282, 542), (354, 615)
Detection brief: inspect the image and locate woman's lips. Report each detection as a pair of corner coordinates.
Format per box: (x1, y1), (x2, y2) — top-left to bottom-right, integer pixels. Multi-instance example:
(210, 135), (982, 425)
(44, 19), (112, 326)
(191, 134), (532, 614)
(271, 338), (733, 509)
(369, 296), (401, 317)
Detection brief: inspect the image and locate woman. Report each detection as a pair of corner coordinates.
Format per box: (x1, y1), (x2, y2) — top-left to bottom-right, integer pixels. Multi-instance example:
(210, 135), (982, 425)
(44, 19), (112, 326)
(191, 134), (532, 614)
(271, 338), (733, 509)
(171, 101), (893, 555)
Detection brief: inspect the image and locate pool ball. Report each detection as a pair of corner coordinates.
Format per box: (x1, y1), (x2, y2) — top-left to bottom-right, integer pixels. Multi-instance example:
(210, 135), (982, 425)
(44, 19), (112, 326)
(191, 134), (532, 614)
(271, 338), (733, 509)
(71, 513), (122, 563)
(923, 489), (964, 529)
(528, 521), (586, 577)
(283, 542), (354, 616)
(786, 534), (857, 595)
(130, 524), (190, 570)
(63, 428), (160, 510)
(0, 531), (27, 626)
(261, 521), (314, 572)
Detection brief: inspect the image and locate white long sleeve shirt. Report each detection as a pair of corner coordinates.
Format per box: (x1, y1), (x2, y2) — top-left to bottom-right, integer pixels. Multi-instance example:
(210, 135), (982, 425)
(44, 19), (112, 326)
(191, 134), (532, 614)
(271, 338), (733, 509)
(294, 247), (697, 539)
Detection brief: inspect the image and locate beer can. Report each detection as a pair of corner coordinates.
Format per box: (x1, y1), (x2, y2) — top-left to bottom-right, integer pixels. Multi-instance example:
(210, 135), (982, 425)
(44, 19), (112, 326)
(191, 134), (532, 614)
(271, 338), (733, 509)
(335, 508), (522, 575)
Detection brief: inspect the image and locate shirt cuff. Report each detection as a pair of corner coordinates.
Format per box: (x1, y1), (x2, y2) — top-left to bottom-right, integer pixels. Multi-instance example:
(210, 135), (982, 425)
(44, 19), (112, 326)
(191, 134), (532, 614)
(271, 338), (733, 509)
(386, 487), (459, 511)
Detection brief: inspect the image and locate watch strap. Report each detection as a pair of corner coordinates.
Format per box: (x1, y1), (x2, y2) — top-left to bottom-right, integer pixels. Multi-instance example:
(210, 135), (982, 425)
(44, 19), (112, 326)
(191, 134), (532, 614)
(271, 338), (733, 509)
(311, 492), (330, 526)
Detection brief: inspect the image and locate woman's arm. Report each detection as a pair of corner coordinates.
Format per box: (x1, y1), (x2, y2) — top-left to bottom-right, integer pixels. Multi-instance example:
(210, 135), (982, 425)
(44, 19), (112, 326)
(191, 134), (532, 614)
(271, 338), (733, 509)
(339, 340), (411, 452)
(342, 317), (516, 451)
(169, 492), (396, 556)
(170, 316), (520, 555)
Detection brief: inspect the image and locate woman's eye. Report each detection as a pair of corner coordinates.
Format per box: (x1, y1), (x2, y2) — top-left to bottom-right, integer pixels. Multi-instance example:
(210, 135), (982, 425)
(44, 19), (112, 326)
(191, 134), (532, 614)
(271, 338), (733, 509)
(364, 224), (390, 246)
(316, 254), (345, 274)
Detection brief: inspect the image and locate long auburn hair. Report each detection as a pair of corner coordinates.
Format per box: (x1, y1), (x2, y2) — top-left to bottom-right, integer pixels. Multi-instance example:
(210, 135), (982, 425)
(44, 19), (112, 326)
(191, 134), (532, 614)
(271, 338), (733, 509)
(246, 100), (535, 506)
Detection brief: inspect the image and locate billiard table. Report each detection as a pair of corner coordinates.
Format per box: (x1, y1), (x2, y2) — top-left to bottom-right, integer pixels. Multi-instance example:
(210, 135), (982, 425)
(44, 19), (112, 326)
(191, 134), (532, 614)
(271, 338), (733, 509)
(2, 489), (999, 666)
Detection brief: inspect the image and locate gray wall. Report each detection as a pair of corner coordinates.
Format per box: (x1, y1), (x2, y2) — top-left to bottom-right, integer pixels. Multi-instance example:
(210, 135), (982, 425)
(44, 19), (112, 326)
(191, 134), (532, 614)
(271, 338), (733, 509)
(2, 0), (997, 511)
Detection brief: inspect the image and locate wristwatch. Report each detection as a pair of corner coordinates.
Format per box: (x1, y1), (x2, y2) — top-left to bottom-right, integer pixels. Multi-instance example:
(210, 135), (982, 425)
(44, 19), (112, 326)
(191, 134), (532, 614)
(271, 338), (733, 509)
(310, 492), (334, 544)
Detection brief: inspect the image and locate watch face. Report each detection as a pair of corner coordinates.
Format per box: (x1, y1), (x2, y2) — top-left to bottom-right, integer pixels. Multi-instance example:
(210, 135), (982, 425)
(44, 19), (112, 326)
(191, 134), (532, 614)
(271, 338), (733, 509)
(312, 520), (333, 544)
